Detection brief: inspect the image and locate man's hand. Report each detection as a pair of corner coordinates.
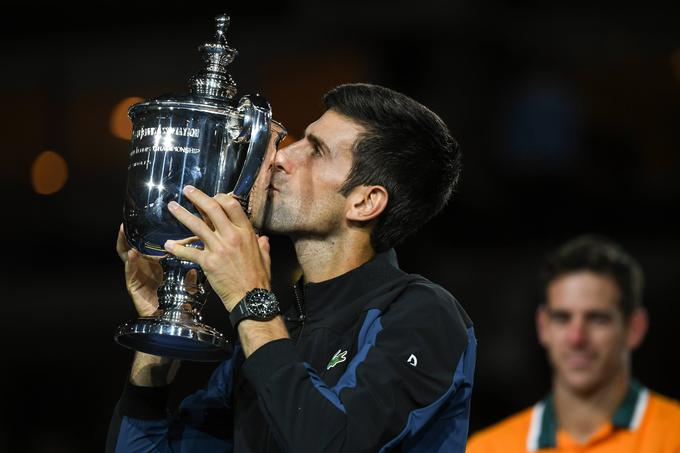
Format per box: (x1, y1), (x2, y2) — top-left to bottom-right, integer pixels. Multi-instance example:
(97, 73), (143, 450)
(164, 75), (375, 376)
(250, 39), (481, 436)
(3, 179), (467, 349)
(163, 185), (272, 312)
(117, 225), (183, 384)
(116, 224), (162, 317)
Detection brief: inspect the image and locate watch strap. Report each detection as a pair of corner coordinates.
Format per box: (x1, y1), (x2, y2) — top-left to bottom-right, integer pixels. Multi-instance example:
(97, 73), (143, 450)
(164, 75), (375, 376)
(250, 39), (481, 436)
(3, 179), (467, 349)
(229, 299), (251, 329)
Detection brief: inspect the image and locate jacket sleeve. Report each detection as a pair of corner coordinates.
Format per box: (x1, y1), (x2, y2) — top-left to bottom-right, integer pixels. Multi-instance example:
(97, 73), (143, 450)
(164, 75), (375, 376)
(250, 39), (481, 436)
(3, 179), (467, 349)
(241, 283), (477, 453)
(106, 348), (241, 453)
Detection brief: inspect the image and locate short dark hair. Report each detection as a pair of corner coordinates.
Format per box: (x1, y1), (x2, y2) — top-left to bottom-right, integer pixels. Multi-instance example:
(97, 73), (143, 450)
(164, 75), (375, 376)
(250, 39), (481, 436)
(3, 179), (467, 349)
(540, 235), (644, 318)
(323, 83), (461, 252)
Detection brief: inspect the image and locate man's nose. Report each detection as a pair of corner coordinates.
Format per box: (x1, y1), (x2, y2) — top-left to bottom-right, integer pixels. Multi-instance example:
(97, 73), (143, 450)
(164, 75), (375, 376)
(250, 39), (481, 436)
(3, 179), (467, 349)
(274, 140), (304, 173)
(273, 142), (298, 173)
(566, 319), (588, 347)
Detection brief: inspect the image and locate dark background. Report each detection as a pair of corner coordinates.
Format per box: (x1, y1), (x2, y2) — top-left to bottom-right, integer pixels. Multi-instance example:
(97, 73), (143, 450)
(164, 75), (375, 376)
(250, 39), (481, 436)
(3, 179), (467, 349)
(2, 1), (679, 451)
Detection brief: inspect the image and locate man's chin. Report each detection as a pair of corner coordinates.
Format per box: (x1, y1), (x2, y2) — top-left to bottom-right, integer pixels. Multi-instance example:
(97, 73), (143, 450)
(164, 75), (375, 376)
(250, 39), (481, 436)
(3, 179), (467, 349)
(252, 210), (282, 236)
(249, 192), (276, 231)
(558, 370), (604, 396)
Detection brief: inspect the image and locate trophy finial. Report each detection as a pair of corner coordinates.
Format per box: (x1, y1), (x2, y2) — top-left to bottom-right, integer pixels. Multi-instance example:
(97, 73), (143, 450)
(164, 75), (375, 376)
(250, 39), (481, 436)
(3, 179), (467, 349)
(189, 14), (238, 100)
(215, 14), (230, 41)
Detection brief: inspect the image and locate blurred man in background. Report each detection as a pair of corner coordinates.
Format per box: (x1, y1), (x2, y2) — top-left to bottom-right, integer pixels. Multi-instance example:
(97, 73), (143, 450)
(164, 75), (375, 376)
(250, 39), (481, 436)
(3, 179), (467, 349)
(467, 235), (680, 453)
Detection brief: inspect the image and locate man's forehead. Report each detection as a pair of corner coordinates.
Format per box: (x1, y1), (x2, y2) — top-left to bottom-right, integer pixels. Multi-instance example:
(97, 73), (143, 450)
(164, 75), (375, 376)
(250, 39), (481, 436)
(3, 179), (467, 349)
(546, 271), (621, 311)
(306, 110), (365, 150)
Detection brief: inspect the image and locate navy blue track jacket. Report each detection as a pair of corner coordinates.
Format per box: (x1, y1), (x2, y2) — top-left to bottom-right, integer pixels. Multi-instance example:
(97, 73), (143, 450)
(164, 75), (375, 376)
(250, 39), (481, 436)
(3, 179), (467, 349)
(108, 249), (476, 452)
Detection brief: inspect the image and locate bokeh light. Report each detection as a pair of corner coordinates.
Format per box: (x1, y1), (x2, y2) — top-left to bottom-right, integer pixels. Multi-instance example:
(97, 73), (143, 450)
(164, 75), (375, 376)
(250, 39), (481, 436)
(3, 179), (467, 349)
(670, 49), (680, 84)
(31, 151), (68, 195)
(110, 96), (144, 140)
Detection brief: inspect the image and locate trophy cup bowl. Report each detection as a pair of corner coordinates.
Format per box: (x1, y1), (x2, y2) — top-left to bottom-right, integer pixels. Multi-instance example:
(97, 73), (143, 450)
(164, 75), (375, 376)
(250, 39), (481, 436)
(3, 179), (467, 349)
(114, 14), (285, 361)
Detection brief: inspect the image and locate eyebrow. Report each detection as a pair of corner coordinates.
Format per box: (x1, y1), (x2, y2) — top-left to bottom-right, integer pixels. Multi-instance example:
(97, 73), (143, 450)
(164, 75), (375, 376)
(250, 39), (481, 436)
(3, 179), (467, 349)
(547, 308), (616, 317)
(306, 131), (331, 155)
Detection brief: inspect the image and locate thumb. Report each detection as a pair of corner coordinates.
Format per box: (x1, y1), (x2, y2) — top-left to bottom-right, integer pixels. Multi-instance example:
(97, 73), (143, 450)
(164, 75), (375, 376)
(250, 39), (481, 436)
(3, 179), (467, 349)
(257, 235), (270, 254)
(116, 223), (132, 263)
(127, 249), (140, 262)
(125, 249), (140, 278)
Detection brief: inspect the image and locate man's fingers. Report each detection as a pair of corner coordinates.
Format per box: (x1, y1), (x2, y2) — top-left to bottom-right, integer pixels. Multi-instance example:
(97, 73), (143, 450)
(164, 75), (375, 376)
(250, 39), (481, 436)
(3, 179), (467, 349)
(164, 240), (203, 265)
(215, 193), (250, 229)
(196, 205), (215, 231)
(182, 186), (231, 234)
(119, 224), (162, 266)
(175, 236), (201, 246)
(167, 200), (219, 250)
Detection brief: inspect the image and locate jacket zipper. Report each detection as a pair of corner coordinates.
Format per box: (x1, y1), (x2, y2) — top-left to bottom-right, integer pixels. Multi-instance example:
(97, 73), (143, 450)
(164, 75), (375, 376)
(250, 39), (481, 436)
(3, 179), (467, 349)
(286, 280), (306, 345)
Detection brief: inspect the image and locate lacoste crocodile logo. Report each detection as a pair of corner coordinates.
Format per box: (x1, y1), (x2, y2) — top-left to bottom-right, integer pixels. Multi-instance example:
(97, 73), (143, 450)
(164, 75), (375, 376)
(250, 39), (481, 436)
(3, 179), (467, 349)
(326, 349), (348, 370)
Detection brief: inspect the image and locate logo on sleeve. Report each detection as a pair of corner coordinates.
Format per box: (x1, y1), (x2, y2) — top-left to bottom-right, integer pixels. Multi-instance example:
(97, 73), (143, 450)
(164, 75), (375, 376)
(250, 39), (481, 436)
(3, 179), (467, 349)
(326, 349), (348, 370)
(407, 354), (418, 367)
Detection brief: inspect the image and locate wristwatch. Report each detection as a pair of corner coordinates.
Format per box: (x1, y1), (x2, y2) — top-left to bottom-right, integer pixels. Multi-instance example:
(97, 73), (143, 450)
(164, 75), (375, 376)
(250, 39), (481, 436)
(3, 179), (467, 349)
(229, 288), (280, 329)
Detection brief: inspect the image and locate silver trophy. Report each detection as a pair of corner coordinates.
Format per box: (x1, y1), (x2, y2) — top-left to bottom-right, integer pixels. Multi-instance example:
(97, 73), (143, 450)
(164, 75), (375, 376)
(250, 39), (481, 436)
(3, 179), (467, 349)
(115, 14), (285, 361)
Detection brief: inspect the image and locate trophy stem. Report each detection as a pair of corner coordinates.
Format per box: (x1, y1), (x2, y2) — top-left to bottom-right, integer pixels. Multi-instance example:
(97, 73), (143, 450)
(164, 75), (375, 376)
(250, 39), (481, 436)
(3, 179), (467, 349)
(114, 255), (230, 362)
(157, 255), (208, 315)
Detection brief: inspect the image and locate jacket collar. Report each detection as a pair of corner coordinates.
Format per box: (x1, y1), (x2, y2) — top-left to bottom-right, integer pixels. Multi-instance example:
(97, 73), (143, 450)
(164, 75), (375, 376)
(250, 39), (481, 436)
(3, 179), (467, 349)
(526, 380), (649, 451)
(294, 249), (406, 323)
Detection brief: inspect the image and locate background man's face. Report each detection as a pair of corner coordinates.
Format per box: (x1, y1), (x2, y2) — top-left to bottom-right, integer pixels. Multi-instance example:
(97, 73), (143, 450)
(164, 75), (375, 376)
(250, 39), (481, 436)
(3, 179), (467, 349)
(537, 271), (631, 395)
(253, 109), (364, 239)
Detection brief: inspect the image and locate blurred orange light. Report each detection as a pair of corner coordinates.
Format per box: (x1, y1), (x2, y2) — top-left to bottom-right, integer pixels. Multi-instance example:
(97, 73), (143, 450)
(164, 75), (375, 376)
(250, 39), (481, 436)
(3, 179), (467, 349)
(110, 97), (144, 140)
(31, 151), (68, 195)
(671, 49), (680, 84)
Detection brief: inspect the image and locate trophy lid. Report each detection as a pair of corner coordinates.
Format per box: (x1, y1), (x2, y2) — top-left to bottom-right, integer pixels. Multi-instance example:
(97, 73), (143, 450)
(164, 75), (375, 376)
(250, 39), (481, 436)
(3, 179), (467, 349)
(188, 14), (239, 101)
(129, 14), (241, 118)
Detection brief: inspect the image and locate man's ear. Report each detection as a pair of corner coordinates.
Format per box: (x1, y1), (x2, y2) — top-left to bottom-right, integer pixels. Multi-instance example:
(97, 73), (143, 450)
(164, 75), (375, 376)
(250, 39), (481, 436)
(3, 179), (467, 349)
(626, 307), (648, 350)
(346, 185), (388, 222)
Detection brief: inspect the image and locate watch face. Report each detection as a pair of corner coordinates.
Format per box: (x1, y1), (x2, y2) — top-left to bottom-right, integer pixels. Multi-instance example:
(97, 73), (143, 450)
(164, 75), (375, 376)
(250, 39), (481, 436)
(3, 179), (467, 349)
(245, 289), (279, 319)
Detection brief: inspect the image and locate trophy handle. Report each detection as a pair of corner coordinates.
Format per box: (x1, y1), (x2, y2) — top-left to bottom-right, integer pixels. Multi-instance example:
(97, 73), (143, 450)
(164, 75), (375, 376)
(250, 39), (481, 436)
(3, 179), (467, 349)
(232, 94), (272, 205)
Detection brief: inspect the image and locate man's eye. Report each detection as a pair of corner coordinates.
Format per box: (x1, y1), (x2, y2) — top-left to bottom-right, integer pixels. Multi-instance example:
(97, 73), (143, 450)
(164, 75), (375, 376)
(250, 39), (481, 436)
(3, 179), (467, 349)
(311, 145), (322, 156)
(550, 313), (570, 324)
(588, 314), (612, 325)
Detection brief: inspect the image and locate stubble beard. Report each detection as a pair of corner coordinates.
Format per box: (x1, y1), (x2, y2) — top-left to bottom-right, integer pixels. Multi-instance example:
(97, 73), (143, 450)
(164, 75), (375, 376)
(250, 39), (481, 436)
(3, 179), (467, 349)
(255, 191), (297, 236)
(257, 194), (342, 242)
(554, 350), (623, 397)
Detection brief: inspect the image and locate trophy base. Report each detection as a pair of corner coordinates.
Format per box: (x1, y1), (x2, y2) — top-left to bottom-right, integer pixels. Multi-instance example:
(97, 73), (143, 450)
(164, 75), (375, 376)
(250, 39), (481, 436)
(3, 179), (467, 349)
(115, 317), (231, 362)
